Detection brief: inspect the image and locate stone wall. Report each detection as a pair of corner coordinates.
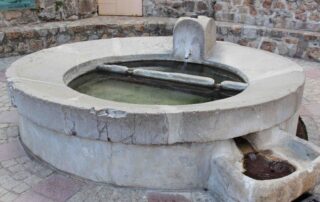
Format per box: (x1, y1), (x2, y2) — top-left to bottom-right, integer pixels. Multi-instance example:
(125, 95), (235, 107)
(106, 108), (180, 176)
(143, 0), (320, 32)
(0, 0), (97, 28)
(0, 0), (319, 61)
(0, 17), (175, 57)
(1, 0), (319, 32)
(217, 22), (320, 62)
(143, 0), (215, 17)
(0, 17), (319, 62)
(214, 0), (320, 32)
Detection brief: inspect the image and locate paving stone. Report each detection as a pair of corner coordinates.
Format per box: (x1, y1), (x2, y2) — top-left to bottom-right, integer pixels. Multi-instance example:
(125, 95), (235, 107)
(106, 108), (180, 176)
(305, 68), (320, 79)
(0, 168), (9, 176)
(15, 156), (31, 165)
(0, 111), (18, 124)
(15, 191), (54, 202)
(0, 174), (11, 185)
(0, 186), (8, 197)
(1, 177), (20, 190)
(12, 182), (30, 194)
(0, 141), (26, 161)
(0, 191), (18, 202)
(300, 105), (312, 116)
(23, 175), (43, 187)
(5, 126), (18, 138)
(35, 168), (53, 178)
(8, 164), (24, 173)
(67, 185), (101, 202)
(305, 104), (320, 117)
(12, 171), (31, 181)
(32, 174), (83, 201)
(1, 159), (17, 168)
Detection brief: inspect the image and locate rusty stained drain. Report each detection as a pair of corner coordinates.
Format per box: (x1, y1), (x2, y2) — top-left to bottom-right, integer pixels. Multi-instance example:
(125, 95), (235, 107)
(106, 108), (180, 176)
(235, 137), (296, 180)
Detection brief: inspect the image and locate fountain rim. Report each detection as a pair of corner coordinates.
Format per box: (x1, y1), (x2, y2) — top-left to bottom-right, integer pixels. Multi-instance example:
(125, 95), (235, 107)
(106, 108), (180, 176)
(6, 37), (304, 114)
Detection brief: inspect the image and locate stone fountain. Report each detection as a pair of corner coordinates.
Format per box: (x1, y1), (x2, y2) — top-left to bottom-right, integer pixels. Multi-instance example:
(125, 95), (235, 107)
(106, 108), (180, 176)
(6, 16), (320, 201)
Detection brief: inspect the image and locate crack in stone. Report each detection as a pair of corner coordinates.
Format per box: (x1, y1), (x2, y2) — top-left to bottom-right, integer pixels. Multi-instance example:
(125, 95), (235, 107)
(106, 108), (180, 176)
(118, 114), (136, 144)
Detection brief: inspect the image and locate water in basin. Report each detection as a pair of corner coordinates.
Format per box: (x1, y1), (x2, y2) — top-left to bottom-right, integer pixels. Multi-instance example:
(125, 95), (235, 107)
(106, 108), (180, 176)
(73, 76), (211, 105)
(69, 60), (244, 105)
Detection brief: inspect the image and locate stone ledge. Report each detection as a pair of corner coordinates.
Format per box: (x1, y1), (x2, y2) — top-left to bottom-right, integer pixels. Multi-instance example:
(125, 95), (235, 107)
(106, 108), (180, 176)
(0, 16), (319, 62)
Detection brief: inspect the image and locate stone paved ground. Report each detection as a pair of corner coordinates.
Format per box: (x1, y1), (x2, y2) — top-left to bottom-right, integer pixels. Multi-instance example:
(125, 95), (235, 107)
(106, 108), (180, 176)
(0, 56), (319, 202)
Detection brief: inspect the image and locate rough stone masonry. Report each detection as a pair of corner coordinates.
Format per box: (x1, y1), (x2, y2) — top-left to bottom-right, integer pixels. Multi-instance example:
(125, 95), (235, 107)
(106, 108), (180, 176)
(0, 0), (319, 61)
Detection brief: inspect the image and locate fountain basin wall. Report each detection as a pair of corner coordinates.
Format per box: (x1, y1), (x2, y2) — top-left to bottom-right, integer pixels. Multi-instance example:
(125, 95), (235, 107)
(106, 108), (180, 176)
(6, 37), (318, 201)
(7, 37), (304, 145)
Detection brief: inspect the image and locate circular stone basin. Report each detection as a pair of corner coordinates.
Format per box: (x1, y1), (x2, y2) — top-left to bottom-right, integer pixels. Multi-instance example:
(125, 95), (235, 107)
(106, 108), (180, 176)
(68, 60), (245, 105)
(7, 15), (320, 201)
(6, 37), (306, 192)
(6, 37), (305, 146)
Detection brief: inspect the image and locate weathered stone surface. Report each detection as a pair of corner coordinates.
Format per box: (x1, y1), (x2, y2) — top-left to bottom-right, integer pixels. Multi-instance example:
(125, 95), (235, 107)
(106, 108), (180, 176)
(260, 40), (277, 52)
(307, 47), (320, 62)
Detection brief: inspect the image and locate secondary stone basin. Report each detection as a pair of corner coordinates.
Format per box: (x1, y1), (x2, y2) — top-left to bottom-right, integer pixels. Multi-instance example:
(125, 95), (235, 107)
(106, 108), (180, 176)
(5, 16), (320, 201)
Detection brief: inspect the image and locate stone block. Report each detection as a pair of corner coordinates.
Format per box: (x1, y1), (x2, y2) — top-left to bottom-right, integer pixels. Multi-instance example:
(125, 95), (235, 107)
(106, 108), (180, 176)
(260, 40), (277, 52)
(15, 191), (54, 202)
(307, 47), (320, 62)
(4, 11), (22, 21)
(32, 174), (83, 201)
(5, 32), (21, 40)
(79, 0), (97, 15)
(29, 39), (44, 52)
(0, 141), (25, 161)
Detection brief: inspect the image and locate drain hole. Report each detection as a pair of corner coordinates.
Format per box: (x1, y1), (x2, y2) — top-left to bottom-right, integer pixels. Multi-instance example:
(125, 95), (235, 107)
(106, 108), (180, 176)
(296, 117), (308, 141)
(235, 137), (296, 180)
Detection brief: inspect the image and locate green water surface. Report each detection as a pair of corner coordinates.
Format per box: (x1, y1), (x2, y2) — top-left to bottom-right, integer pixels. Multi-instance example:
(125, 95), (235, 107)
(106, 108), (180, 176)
(75, 78), (211, 105)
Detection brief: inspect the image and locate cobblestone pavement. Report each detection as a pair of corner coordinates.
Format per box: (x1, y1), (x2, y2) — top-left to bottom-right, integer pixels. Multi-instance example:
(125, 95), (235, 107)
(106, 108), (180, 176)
(0, 56), (319, 202)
